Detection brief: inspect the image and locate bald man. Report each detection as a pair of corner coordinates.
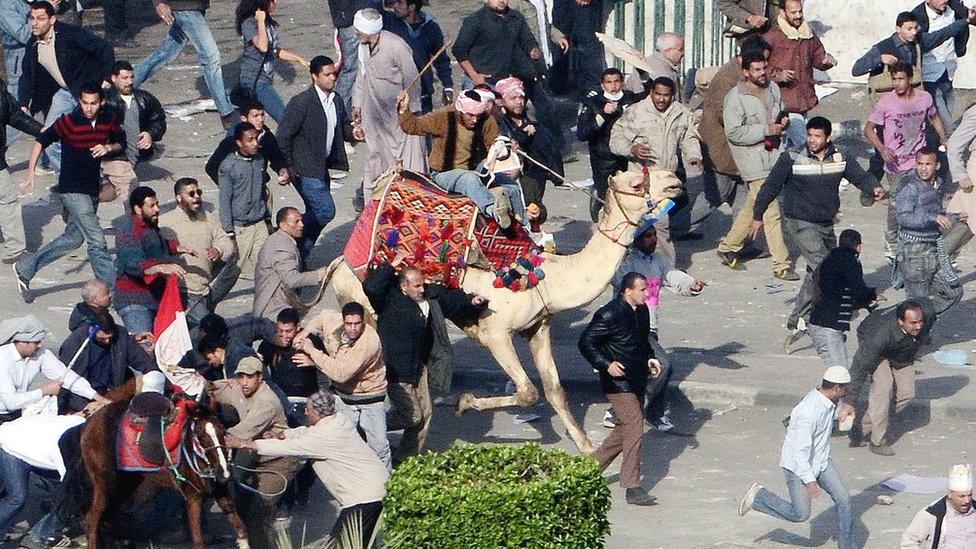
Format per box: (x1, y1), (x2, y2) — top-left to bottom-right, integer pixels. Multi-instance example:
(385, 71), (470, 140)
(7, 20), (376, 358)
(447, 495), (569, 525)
(362, 251), (488, 464)
(624, 33), (685, 96)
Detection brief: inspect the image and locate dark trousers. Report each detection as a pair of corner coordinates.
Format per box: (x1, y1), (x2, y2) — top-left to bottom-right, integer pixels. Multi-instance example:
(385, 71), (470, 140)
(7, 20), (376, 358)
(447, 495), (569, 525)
(593, 392), (645, 489)
(102, 0), (129, 37)
(782, 217), (836, 326)
(645, 335), (673, 423)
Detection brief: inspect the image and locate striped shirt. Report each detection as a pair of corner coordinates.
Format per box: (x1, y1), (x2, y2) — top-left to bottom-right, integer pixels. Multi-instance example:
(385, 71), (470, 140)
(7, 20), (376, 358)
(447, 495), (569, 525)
(37, 110), (124, 196)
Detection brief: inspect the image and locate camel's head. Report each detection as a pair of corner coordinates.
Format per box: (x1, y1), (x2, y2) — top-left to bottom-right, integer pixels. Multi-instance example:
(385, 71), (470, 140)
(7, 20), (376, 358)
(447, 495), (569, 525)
(599, 170), (683, 240)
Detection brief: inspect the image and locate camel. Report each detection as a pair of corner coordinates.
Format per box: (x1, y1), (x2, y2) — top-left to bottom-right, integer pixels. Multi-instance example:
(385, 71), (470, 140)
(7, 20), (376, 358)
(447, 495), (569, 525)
(324, 170), (682, 453)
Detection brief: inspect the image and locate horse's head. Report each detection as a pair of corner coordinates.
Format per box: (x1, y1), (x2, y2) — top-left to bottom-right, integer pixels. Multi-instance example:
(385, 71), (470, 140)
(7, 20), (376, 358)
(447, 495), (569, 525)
(188, 403), (233, 483)
(599, 170), (683, 245)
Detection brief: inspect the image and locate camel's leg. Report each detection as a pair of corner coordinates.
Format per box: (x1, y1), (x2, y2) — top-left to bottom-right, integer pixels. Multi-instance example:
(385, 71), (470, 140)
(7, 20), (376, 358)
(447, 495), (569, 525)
(457, 332), (540, 413)
(213, 489), (250, 548)
(528, 321), (596, 454)
(185, 490), (206, 549)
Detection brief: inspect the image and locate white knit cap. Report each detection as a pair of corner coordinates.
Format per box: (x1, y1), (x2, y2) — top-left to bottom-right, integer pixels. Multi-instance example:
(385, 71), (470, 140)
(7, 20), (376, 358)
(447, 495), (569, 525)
(352, 9), (383, 35)
(822, 366), (851, 384)
(950, 464), (973, 492)
(140, 371), (167, 394)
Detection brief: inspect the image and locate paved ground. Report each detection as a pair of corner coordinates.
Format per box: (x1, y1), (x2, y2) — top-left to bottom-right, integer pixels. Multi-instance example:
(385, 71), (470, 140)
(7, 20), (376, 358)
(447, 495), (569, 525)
(3, 1), (976, 547)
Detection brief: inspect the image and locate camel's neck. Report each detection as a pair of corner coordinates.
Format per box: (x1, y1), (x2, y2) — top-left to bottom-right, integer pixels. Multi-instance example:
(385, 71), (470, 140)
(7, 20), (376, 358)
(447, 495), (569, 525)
(540, 221), (632, 313)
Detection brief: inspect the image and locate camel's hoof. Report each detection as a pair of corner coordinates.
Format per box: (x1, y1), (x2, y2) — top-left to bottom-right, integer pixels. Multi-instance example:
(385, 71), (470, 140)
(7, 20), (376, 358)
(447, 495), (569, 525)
(456, 393), (476, 416)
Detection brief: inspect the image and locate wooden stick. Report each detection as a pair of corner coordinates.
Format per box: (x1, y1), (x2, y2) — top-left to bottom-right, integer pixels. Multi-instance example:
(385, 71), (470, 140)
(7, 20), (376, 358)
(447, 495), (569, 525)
(404, 41), (450, 94)
(515, 149), (566, 184)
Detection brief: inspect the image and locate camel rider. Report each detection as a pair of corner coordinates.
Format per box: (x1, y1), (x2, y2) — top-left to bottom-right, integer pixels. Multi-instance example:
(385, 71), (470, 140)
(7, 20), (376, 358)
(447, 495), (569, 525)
(0, 315), (111, 422)
(397, 87), (527, 229)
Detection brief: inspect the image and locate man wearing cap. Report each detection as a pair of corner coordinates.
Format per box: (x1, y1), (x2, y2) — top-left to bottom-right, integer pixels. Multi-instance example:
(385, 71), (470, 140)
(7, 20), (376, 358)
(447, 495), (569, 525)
(0, 315), (111, 422)
(350, 8), (426, 203)
(225, 390), (388, 548)
(739, 366), (854, 549)
(397, 87), (523, 228)
(494, 76), (554, 209)
(902, 464), (976, 547)
(209, 356), (295, 548)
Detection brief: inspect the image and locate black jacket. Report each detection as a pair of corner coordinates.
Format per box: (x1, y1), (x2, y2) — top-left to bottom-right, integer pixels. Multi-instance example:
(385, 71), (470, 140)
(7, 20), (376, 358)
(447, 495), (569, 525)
(20, 22), (115, 115)
(810, 247), (877, 332)
(277, 87), (351, 182)
(205, 126), (287, 185)
(327, 0), (379, 28)
(576, 89), (644, 183)
(103, 88), (167, 161)
(912, 0), (970, 58)
(68, 302), (105, 332)
(0, 81), (41, 169)
(363, 263), (484, 385)
(57, 324), (158, 413)
(578, 296), (654, 395)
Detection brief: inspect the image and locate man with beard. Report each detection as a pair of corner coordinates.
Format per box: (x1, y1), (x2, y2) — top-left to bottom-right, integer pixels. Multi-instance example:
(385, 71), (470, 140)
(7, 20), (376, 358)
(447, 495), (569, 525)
(577, 68), (644, 222)
(159, 178), (240, 325)
(493, 76), (552, 209)
(102, 61), (167, 205)
(113, 186), (190, 336)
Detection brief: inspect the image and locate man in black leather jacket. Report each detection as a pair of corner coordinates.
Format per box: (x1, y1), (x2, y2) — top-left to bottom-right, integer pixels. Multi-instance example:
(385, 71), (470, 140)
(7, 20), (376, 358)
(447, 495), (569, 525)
(102, 61), (166, 203)
(578, 271), (660, 506)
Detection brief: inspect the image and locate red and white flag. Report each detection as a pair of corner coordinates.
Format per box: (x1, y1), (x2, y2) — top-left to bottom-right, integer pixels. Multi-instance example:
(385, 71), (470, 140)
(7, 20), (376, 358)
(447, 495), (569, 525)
(153, 275), (204, 396)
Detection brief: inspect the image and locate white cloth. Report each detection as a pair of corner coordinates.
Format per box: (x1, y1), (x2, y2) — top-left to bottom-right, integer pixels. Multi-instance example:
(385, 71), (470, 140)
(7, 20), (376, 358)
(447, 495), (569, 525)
(418, 300), (430, 319)
(779, 389), (836, 484)
(0, 414), (85, 478)
(352, 10), (382, 35)
(314, 85), (338, 155)
(0, 343), (96, 414)
(945, 505), (976, 548)
(922, 4), (957, 82)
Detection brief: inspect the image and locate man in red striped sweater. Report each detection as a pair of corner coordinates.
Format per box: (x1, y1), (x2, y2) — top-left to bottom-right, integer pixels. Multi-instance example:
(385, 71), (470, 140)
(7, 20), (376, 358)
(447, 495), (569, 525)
(13, 84), (125, 303)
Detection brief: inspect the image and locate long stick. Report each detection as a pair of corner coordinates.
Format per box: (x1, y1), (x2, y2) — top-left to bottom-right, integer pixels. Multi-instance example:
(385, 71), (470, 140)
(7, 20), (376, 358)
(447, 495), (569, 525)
(515, 149), (566, 184)
(404, 41), (450, 95)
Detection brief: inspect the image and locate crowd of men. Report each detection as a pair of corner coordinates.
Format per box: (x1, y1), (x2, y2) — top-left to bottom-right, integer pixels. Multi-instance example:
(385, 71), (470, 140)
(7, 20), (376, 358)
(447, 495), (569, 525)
(0, 0), (971, 546)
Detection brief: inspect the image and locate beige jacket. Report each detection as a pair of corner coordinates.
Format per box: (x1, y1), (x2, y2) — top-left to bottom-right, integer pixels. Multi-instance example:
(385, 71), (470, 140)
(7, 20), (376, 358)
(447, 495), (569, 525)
(623, 51), (680, 96)
(608, 97), (701, 174)
(255, 412), (388, 508)
(900, 496), (976, 548)
(253, 229), (321, 323)
(301, 310), (387, 399)
(159, 208), (234, 294)
(212, 380), (288, 440)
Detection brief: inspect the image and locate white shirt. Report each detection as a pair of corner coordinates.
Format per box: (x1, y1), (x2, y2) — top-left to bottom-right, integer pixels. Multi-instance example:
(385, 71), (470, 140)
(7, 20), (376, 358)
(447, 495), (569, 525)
(314, 85), (337, 155)
(0, 343), (97, 414)
(945, 504), (976, 548)
(417, 299), (430, 319)
(922, 4), (958, 82)
(779, 389), (835, 483)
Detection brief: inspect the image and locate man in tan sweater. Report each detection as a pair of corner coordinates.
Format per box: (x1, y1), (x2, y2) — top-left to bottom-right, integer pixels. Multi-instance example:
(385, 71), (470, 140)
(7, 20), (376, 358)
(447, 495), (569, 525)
(397, 88), (523, 228)
(226, 390), (388, 548)
(297, 301), (390, 469)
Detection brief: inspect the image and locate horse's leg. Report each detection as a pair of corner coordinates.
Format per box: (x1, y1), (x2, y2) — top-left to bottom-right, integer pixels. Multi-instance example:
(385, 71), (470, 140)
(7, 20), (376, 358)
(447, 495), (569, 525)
(528, 321), (596, 454)
(457, 330), (539, 413)
(213, 489), (250, 549)
(185, 489), (206, 549)
(83, 471), (112, 549)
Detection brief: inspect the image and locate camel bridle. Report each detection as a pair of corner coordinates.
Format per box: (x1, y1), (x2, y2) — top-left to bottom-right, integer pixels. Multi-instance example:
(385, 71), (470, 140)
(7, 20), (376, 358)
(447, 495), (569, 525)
(596, 183), (656, 248)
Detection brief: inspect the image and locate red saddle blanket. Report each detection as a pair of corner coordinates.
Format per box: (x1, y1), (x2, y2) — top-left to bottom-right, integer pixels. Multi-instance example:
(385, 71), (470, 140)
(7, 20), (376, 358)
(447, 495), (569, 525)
(117, 411), (183, 472)
(343, 171), (534, 287)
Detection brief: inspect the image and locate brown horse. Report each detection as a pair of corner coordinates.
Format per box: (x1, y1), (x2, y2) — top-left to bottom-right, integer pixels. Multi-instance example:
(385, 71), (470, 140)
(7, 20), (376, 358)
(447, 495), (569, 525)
(80, 381), (249, 549)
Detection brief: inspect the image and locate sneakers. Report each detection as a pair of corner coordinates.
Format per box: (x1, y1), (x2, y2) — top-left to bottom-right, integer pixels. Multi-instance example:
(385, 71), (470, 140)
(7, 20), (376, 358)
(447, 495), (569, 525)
(602, 408), (618, 429)
(869, 442), (895, 456)
(738, 482), (762, 516)
(651, 415), (675, 432)
(219, 112), (239, 129)
(12, 263), (32, 303)
(625, 487), (657, 506)
(716, 250), (746, 271)
(774, 268), (800, 281)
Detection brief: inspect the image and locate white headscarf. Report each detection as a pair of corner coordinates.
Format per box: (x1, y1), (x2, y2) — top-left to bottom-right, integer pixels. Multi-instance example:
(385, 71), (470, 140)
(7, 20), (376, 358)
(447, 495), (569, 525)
(0, 315), (49, 345)
(353, 9), (383, 35)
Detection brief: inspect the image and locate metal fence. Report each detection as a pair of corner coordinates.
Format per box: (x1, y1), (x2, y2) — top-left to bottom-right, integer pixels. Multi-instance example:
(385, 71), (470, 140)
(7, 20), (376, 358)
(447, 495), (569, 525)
(607, 0), (736, 73)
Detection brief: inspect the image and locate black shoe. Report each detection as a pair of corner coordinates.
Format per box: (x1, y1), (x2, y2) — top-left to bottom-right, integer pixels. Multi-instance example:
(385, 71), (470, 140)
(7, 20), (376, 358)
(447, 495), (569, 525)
(220, 111), (239, 129)
(869, 442), (894, 456)
(849, 432), (868, 448)
(12, 263), (33, 303)
(716, 250), (746, 271)
(625, 487), (657, 506)
(353, 187), (365, 213)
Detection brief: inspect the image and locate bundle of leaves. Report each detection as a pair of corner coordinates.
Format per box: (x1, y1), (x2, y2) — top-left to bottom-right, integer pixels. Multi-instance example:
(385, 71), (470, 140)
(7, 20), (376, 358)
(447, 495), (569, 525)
(383, 443), (611, 548)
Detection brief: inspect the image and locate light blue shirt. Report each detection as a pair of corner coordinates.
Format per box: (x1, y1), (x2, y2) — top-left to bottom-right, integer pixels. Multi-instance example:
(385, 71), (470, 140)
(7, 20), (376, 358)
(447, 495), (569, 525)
(779, 388), (835, 483)
(921, 4), (958, 83)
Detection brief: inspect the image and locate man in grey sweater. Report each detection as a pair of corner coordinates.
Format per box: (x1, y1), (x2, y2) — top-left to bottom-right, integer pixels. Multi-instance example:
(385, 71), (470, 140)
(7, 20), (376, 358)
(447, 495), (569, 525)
(218, 122), (268, 279)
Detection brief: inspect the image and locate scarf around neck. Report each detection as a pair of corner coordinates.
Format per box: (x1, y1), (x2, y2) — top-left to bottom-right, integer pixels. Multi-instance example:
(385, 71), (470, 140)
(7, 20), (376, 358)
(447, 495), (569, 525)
(777, 13), (813, 40)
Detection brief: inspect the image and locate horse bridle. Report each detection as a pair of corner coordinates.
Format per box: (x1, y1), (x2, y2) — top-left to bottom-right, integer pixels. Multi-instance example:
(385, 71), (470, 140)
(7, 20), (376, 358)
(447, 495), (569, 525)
(184, 419), (229, 482)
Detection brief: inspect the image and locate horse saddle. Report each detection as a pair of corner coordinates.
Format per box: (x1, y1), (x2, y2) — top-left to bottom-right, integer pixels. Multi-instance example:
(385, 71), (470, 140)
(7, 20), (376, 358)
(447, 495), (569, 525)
(117, 409), (183, 472)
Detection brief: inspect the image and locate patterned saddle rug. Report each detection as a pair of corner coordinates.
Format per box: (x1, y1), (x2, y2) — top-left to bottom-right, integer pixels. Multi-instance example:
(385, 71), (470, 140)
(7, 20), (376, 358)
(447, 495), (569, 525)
(343, 171), (535, 287)
(117, 411), (183, 472)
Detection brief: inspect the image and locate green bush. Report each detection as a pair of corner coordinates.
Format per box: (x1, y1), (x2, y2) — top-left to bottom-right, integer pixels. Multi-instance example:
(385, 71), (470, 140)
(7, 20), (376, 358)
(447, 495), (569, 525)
(383, 443), (611, 548)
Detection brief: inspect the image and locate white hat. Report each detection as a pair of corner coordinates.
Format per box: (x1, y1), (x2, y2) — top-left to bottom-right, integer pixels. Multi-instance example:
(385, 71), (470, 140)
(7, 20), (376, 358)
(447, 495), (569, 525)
(140, 371), (167, 394)
(823, 366), (851, 384)
(950, 464), (973, 492)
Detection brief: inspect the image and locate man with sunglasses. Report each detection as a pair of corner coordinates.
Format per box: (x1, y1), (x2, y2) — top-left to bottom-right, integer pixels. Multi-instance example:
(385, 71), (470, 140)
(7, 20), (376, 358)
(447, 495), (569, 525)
(159, 177), (239, 326)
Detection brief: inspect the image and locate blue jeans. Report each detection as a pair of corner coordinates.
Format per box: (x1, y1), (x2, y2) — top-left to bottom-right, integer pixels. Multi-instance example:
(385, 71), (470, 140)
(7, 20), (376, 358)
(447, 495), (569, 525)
(753, 460), (853, 549)
(0, 449), (32, 536)
(335, 26), (359, 115)
(785, 112), (808, 150)
(808, 324), (849, 367)
(252, 81), (285, 123)
(17, 193), (115, 283)
(134, 10), (233, 116)
(293, 175), (335, 259)
(432, 170), (494, 212)
(334, 397), (391, 470)
(117, 303), (156, 335)
(5, 46), (23, 146)
(41, 89), (78, 174)
(924, 75), (956, 134)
